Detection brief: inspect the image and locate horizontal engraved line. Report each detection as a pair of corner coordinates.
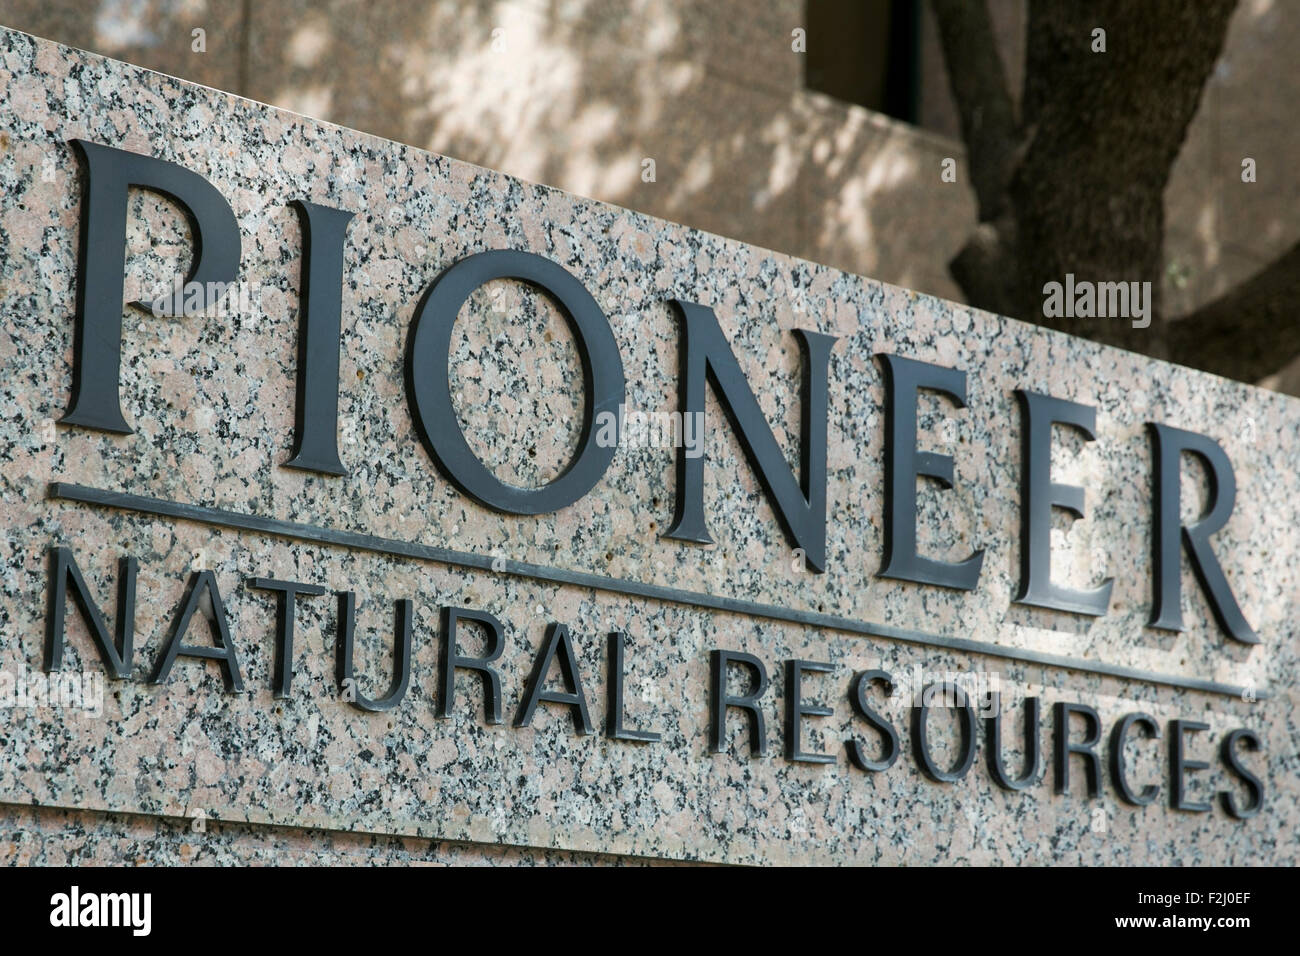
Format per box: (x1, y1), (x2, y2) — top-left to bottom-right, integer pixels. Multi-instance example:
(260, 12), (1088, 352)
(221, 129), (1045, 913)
(46, 481), (1266, 700)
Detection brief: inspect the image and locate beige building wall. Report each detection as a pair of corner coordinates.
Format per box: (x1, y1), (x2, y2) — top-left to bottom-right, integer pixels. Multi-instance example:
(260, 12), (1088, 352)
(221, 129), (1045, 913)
(2, 0), (1296, 385)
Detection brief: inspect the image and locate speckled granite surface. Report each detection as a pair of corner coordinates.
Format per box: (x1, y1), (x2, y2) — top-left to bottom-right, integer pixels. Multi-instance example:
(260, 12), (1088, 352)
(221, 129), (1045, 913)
(0, 804), (670, 866)
(0, 26), (1295, 865)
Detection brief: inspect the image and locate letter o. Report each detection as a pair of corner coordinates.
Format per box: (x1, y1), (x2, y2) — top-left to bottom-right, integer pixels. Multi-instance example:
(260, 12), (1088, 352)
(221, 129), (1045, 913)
(405, 250), (624, 514)
(911, 681), (977, 783)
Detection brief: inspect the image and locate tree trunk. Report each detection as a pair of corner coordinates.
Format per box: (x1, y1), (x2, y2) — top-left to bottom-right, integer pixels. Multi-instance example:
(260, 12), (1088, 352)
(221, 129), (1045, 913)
(934, 0), (1239, 360)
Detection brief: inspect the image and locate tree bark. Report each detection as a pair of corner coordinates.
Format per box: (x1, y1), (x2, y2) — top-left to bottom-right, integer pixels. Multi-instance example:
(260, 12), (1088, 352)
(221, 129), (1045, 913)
(1169, 241), (1300, 382)
(933, 0), (1239, 360)
(930, 0), (1020, 222)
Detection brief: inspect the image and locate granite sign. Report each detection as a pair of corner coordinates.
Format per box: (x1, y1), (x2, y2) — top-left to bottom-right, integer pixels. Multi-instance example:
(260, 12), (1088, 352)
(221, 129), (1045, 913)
(0, 27), (1294, 864)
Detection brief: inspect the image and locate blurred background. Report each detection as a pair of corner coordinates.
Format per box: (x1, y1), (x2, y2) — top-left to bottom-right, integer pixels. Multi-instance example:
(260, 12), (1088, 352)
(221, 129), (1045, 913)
(2, 0), (1296, 394)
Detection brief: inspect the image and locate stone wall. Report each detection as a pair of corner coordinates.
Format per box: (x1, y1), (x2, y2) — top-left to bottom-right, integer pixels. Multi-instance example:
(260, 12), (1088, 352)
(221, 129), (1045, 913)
(0, 26), (1295, 865)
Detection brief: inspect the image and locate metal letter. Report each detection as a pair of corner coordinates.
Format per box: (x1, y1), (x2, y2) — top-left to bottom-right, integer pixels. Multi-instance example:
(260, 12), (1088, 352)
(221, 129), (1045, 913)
(1109, 712), (1160, 806)
(784, 659), (835, 763)
(62, 140), (240, 433)
(514, 623), (594, 735)
(334, 592), (412, 712)
(709, 649), (769, 757)
(912, 681), (977, 783)
(247, 578), (326, 698)
(876, 353), (984, 589)
(1014, 390), (1113, 614)
(1169, 718), (1212, 812)
(1053, 701), (1102, 797)
(45, 546), (136, 679)
(664, 301), (837, 572)
(150, 570), (244, 692)
(438, 606), (506, 725)
(605, 632), (660, 742)
(985, 694), (1042, 791)
(1148, 422), (1256, 643)
(406, 250), (624, 514)
(285, 200), (355, 476)
(846, 669), (899, 772)
(1219, 728), (1264, 819)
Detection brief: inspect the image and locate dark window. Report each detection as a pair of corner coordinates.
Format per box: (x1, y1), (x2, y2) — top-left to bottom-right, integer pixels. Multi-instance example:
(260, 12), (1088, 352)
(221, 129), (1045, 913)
(805, 0), (919, 123)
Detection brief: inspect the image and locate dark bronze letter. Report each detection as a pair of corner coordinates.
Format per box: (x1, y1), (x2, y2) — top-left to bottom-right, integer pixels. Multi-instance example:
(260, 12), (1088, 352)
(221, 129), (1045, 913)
(664, 301), (836, 571)
(438, 606), (506, 725)
(334, 592), (412, 712)
(1219, 728), (1264, 820)
(986, 694), (1042, 791)
(846, 669), (899, 772)
(62, 140), (240, 433)
(876, 353), (984, 590)
(406, 251), (624, 514)
(1015, 390), (1113, 615)
(515, 623), (594, 735)
(285, 200), (355, 476)
(912, 681), (977, 783)
(1148, 423), (1256, 643)
(1109, 712), (1160, 806)
(1053, 701), (1101, 797)
(1169, 718), (1212, 812)
(247, 577), (326, 698)
(605, 632), (660, 743)
(45, 546), (136, 679)
(151, 571), (244, 692)
(709, 650), (769, 757)
(784, 659), (835, 764)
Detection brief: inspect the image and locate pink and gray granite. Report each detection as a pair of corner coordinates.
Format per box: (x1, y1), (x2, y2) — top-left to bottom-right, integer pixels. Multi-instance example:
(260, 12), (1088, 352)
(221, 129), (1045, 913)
(0, 27), (1295, 865)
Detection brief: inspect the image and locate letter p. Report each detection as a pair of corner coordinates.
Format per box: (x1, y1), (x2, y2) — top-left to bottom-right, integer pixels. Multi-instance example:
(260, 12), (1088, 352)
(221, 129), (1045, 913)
(61, 140), (240, 433)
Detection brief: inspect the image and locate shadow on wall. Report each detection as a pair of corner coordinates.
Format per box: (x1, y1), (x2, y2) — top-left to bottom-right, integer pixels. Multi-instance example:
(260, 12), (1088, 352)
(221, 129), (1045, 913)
(252, 0), (976, 303)
(4, 0), (1298, 381)
(0, 0), (975, 303)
